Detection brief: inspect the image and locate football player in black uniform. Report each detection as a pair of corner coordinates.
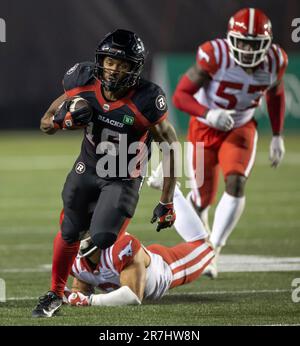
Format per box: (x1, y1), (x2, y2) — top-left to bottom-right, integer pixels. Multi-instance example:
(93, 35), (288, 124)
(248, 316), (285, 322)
(32, 29), (178, 317)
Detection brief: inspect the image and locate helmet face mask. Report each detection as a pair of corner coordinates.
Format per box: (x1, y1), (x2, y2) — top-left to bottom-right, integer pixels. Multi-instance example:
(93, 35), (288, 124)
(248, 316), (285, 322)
(94, 29), (146, 92)
(227, 32), (272, 68)
(227, 8), (272, 68)
(78, 236), (98, 258)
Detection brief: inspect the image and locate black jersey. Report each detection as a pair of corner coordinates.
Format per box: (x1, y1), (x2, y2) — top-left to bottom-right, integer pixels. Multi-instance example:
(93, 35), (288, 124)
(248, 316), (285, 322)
(63, 62), (168, 179)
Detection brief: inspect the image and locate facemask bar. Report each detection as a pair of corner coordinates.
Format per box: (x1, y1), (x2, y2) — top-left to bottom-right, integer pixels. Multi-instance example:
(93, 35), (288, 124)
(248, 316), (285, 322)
(227, 31), (272, 68)
(94, 52), (143, 91)
(78, 236), (98, 258)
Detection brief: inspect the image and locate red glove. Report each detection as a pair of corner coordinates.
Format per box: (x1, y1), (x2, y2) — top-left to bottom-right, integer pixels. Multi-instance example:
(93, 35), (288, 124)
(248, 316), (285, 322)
(151, 202), (176, 232)
(68, 292), (90, 306)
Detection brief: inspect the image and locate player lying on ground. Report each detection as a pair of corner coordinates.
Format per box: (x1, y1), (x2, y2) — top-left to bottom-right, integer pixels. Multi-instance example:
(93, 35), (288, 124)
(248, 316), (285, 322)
(65, 182), (214, 306)
(172, 8), (288, 278)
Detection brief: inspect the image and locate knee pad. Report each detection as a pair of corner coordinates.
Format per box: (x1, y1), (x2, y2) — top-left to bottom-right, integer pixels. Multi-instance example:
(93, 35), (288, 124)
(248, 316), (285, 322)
(61, 217), (82, 244)
(91, 232), (117, 250)
(225, 174), (246, 197)
(61, 227), (80, 244)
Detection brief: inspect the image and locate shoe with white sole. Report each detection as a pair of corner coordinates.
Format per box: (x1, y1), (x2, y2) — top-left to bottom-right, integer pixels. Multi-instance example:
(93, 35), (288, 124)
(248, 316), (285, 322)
(202, 246), (221, 279)
(202, 260), (218, 279)
(32, 291), (62, 318)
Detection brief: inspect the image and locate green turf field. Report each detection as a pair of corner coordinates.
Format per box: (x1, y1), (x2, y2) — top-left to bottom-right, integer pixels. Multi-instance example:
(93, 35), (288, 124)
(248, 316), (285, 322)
(0, 131), (299, 325)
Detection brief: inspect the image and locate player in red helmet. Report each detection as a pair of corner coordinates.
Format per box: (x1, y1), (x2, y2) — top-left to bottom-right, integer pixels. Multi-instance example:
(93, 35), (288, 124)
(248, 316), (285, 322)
(227, 8), (273, 68)
(173, 8), (288, 278)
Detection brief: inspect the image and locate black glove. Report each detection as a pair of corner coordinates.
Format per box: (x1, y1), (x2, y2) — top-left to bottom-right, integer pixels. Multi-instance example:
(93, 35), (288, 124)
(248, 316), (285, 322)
(53, 100), (92, 129)
(151, 202), (176, 232)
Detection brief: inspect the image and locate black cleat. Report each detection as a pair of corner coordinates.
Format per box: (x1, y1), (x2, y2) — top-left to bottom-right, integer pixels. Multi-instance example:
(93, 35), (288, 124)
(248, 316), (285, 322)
(32, 291), (62, 318)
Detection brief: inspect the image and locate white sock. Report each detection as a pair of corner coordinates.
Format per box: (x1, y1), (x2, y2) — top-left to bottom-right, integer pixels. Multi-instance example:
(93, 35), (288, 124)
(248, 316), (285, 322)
(173, 185), (208, 242)
(210, 192), (245, 248)
(186, 191), (211, 234)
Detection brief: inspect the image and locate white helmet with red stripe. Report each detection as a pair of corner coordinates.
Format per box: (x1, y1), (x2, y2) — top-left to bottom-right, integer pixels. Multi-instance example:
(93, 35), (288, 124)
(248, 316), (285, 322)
(227, 8), (272, 68)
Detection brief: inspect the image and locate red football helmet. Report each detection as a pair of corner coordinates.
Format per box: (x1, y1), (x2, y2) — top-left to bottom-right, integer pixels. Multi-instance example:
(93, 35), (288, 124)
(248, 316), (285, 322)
(227, 8), (272, 68)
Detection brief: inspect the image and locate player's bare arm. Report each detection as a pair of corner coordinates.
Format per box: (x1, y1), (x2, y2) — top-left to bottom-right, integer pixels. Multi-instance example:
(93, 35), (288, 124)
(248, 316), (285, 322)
(119, 247), (150, 301)
(149, 119), (177, 204)
(186, 64), (211, 90)
(40, 93), (67, 134)
(71, 277), (94, 296)
(68, 248), (148, 306)
(149, 119), (178, 231)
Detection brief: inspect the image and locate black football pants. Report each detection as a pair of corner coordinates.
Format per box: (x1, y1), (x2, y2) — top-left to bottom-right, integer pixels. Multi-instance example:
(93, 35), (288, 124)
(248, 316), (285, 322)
(61, 157), (143, 249)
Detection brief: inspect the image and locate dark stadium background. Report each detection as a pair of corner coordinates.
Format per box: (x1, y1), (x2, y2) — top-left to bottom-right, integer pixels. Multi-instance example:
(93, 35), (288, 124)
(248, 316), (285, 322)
(0, 0), (299, 130)
(0, 0), (300, 327)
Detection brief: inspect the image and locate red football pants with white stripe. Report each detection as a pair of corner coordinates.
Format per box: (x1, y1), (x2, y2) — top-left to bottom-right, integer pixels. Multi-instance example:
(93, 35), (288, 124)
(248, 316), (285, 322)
(187, 118), (258, 208)
(147, 239), (214, 289)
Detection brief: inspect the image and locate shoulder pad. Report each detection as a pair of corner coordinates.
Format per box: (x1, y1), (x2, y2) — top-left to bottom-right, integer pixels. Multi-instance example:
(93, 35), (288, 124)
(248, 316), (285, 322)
(197, 40), (220, 76)
(63, 61), (95, 92)
(132, 79), (168, 124)
(112, 234), (141, 273)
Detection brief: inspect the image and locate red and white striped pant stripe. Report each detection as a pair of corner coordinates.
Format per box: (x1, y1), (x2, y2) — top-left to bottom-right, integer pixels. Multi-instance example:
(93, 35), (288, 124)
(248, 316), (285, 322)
(147, 239), (214, 289)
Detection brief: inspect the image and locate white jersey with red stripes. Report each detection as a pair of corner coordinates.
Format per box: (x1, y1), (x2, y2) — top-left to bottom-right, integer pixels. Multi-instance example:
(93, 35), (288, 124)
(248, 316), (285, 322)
(194, 38), (288, 128)
(71, 233), (173, 300)
(71, 233), (214, 300)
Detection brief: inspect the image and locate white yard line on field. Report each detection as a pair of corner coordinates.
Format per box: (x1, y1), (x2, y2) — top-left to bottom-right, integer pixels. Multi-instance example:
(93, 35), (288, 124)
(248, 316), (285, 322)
(2, 255), (300, 273)
(166, 289), (291, 296)
(5, 288), (291, 301)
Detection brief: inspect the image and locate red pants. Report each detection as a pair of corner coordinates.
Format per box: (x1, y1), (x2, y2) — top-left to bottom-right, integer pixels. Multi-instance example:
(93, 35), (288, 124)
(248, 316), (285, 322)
(187, 118), (258, 208)
(147, 240), (214, 289)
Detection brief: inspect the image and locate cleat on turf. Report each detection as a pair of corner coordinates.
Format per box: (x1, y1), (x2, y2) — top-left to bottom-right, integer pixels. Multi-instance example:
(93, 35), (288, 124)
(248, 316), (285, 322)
(202, 261), (218, 279)
(32, 291), (62, 318)
(202, 246), (221, 279)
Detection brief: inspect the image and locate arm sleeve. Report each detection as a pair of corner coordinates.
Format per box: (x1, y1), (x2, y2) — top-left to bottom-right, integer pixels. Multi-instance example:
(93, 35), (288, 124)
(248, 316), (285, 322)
(112, 234), (142, 273)
(275, 46), (288, 82)
(172, 74), (208, 116)
(266, 80), (286, 135)
(266, 46), (288, 135)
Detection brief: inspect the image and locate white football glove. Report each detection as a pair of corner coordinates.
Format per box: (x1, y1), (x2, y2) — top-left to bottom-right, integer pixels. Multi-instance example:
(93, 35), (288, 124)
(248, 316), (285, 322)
(269, 135), (285, 168)
(205, 109), (235, 131)
(68, 291), (90, 306)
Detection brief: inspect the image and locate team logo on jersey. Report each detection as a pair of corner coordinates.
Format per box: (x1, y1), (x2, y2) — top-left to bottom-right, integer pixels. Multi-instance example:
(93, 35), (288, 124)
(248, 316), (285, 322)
(66, 63), (79, 75)
(75, 162), (86, 174)
(103, 104), (110, 111)
(122, 115), (134, 125)
(198, 48), (210, 63)
(155, 95), (167, 111)
(118, 241), (133, 261)
(98, 115), (124, 128)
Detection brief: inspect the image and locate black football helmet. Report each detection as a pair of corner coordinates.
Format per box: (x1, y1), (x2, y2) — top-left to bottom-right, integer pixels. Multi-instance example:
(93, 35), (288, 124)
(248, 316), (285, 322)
(94, 29), (146, 91)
